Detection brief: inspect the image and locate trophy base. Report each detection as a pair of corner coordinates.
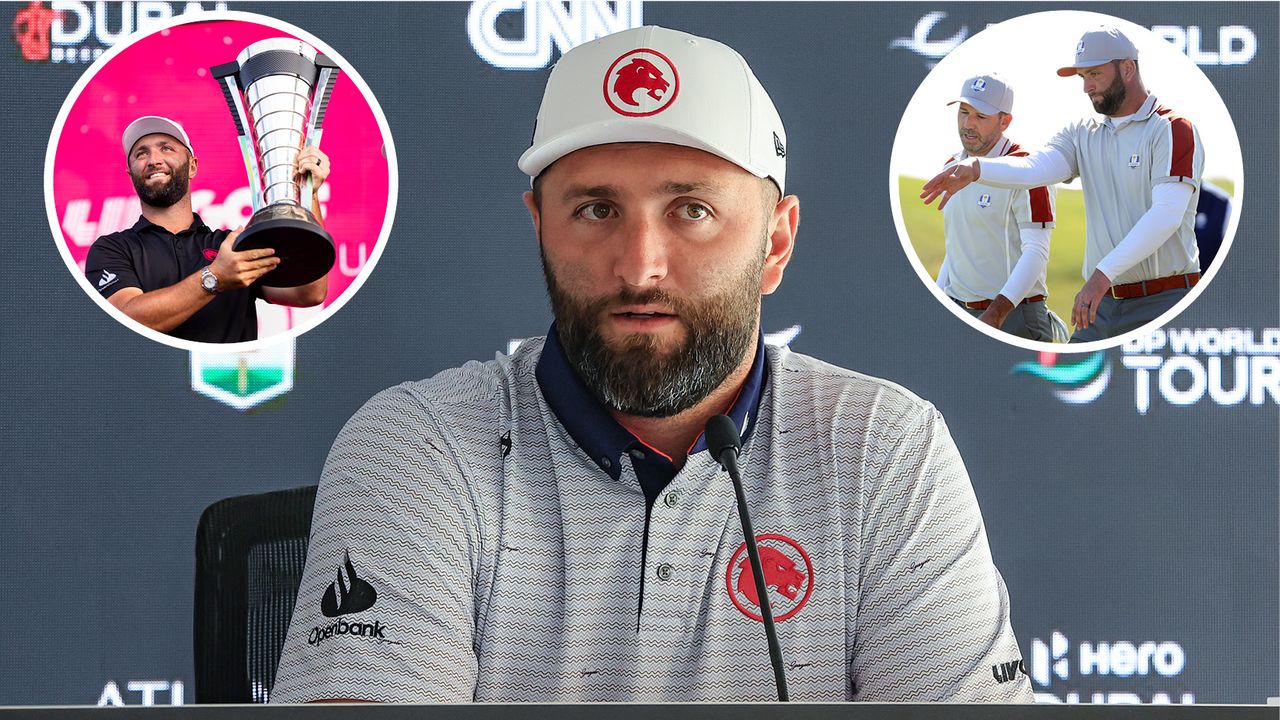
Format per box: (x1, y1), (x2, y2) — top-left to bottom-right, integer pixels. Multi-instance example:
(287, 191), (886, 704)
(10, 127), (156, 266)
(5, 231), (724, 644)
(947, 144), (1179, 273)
(234, 204), (336, 288)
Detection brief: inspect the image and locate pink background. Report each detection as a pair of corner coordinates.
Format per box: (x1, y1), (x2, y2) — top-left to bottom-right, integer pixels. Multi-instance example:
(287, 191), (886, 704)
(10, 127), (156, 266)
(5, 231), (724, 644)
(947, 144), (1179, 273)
(53, 19), (391, 315)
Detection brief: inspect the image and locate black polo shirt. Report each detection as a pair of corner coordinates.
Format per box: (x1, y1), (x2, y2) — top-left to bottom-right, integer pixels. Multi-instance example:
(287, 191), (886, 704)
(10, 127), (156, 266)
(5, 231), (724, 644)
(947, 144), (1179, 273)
(85, 213), (263, 343)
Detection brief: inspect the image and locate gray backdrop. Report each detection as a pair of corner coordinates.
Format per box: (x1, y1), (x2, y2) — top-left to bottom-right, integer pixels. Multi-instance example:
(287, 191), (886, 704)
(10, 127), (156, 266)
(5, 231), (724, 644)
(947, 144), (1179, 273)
(0, 0), (1275, 707)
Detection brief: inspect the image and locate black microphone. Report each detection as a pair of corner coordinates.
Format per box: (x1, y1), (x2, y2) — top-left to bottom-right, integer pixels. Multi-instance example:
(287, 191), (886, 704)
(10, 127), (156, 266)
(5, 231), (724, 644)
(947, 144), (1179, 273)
(705, 414), (790, 702)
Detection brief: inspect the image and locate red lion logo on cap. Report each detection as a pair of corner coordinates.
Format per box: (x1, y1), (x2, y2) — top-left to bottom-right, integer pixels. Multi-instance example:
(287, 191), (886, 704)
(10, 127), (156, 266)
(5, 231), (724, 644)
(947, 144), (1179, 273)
(612, 58), (670, 107)
(603, 49), (679, 117)
(726, 533), (814, 622)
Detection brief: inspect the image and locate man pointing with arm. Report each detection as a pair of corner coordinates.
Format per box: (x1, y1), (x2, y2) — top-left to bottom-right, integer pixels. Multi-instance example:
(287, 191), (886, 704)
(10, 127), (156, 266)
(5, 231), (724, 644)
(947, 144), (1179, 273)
(922, 26), (1203, 342)
(935, 72), (1057, 341)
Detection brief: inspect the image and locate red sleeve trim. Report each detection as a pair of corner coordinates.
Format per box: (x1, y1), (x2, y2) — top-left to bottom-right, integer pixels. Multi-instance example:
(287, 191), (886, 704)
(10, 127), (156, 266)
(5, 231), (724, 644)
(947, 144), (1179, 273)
(1155, 105), (1195, 178)
(1028, 186), (1053, 223)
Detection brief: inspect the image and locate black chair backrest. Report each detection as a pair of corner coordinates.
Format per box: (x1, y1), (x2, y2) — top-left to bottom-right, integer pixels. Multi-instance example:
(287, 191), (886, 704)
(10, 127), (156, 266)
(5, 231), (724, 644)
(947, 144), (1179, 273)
(194, 485), (318, 704)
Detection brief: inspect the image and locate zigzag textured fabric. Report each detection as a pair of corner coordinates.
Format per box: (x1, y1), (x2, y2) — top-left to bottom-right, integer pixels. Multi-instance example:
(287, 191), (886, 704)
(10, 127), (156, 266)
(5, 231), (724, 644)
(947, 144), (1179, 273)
(271, 339), (1032, 703)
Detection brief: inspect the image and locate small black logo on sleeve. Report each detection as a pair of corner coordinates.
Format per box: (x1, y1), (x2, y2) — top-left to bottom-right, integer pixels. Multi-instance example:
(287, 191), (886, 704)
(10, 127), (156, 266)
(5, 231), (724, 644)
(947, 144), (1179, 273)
(992, 658), (1028, 684)
(500, 430), (512, 458)
(773, 132), (786, 158)
(320, 550), (378, 617)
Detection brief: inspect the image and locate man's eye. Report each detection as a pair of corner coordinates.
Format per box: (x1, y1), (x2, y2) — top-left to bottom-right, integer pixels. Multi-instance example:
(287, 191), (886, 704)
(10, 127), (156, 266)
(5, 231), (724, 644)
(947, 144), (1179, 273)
(679, 203), (711, 220)
(575, 203), (614, 221)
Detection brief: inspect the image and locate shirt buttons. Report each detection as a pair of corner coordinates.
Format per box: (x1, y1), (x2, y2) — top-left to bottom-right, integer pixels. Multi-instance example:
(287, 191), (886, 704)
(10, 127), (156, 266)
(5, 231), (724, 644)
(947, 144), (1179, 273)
(600, 456), (612, 469)
(656, 563), (672, 581)
(629, 448), (646, 461)
(663, 491), (678, 508)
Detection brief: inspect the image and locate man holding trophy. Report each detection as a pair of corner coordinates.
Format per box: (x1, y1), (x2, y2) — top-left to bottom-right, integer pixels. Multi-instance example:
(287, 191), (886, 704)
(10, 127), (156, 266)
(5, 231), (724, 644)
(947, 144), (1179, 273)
(86, 38), (342, 344)
(85, 116), (331, 344)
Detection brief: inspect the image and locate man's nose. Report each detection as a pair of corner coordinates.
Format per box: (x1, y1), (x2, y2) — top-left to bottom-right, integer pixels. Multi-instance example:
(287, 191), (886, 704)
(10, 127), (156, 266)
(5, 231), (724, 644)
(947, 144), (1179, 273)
(613, 213), (669, 288)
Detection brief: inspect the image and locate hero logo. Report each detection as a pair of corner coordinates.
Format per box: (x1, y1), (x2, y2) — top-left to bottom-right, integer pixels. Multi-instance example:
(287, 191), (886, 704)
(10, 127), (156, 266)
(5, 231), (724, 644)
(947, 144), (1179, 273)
(1030, 631), (1192, 704)
(890, 13), (1256, 68)
(1123, 328), (1280, 415)
(467, 0), (643, 70)
(12, 1), (227, 64)
(604, 49), (677, 117)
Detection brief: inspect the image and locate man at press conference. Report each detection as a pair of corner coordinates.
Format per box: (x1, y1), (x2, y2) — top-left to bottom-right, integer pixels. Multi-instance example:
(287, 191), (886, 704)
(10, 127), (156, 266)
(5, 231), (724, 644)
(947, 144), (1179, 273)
(270, 26), (1033, 703)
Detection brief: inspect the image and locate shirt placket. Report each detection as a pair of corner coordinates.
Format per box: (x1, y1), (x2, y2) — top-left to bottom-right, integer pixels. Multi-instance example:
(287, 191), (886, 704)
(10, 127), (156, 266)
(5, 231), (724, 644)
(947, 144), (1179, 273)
(633, 454), (738, 692)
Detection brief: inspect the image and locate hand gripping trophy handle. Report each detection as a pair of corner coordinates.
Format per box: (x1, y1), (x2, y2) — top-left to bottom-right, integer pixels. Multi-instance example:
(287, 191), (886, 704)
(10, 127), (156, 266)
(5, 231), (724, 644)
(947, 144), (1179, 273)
(211, 39), (340, 288)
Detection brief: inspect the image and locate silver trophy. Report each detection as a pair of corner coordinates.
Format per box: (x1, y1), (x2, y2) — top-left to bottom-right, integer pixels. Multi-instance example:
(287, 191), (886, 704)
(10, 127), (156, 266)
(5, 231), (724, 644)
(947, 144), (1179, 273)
(212, 39), (340, 287)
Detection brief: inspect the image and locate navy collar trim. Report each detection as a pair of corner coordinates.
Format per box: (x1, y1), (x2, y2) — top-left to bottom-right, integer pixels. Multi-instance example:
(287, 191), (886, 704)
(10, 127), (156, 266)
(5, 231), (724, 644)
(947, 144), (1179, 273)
(535, 324), (766, 480)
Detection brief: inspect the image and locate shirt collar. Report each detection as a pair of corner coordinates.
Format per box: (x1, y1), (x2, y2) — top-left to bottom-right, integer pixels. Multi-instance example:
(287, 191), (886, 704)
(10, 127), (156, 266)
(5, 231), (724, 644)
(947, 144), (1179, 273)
(133, 212), (210, 235)
(535, 324), (767, 479)
(957, 136), (1013, 161)
(1103, 94), (1158, 130)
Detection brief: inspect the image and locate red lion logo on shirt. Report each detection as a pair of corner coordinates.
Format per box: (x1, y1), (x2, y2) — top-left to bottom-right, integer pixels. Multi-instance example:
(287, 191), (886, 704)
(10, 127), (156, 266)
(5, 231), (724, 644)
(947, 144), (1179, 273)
(736, 545), (806, 606)
(726, 534), (814, 622)
(612, 58), (670, 107)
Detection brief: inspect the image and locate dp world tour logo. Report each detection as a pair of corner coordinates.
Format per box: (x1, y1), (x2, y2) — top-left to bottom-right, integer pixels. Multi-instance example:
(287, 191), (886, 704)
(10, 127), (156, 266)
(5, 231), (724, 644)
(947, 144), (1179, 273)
(726, 534), (813, 622)
(322, 550), (378, 617)
(604, 48), (678, 117)
(1012, 351), (1111, 404)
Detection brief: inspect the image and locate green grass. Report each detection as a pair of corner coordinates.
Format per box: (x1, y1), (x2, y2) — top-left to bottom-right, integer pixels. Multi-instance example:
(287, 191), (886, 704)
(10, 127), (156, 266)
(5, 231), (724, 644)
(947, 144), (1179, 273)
(898, 176), (1233, 326)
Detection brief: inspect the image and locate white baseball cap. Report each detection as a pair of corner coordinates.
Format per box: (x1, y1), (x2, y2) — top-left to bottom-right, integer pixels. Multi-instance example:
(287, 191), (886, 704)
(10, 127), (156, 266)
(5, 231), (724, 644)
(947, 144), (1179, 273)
(518, 26), (787, 194)
(1057, 26), (1138, 77)
(121, 115), (194, 159)
(948, 73), (1014, 116)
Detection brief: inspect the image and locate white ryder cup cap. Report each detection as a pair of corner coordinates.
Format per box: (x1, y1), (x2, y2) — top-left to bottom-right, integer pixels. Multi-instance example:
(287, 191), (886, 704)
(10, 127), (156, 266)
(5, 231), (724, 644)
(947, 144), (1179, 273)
(121, 116), (194, 159)
(1057, 26), (1138, 77)
(948, 73), (1014, 116)
(518, 26), (787, 194)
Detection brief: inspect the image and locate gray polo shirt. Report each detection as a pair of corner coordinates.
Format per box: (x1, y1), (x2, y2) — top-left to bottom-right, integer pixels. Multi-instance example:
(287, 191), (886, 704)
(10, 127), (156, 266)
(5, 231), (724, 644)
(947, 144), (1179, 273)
(271, 337), (1032, 703)
(939, 136), (1055, 303)
(1045, 94), (1202, 284)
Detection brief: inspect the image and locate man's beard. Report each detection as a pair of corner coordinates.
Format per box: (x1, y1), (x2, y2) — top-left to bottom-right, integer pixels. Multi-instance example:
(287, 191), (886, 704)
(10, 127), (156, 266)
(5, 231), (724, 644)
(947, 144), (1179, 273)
(130, 160), (191, 209)
(1091, 69), (1127, 115)
(543, 248), (763, 418)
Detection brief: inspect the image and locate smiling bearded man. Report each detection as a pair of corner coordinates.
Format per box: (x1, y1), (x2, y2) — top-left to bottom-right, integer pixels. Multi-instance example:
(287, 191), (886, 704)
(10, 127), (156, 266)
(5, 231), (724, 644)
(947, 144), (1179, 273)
(84, 115), (332, 343)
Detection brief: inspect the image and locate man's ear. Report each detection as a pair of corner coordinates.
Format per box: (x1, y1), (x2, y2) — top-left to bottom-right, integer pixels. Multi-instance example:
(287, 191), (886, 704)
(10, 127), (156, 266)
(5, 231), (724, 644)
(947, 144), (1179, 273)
(522, 190), (541, 243)
(760, 194), (799, 295)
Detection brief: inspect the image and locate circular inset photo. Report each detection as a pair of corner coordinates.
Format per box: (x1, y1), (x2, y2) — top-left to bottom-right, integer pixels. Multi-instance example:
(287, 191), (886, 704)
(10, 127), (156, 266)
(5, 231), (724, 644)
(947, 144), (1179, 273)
(46, 10), (397, 351)
(890, 10), (1242, 352)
